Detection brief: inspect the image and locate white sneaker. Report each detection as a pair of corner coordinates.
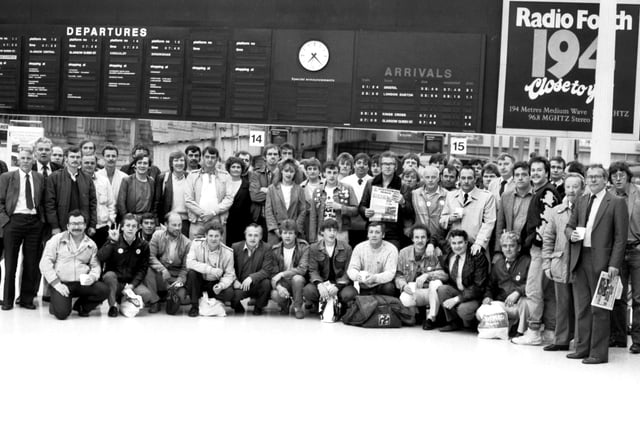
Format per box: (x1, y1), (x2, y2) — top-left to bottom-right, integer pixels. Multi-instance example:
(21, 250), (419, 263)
(542, 329), (555, 345)
(511, 328), (542, 346)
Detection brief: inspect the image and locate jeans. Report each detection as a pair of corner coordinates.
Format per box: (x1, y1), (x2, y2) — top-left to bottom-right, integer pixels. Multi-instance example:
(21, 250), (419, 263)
(524, 246), (544, 330)
(271, 274), (305, 309)
(49, 281), (109, 320)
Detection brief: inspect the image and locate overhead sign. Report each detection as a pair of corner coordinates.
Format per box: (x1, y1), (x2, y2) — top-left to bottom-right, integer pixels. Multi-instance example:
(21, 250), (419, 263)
(496, 0), (640, 138)
(450, 136), (468, 155)
(249, 129), (265, 147)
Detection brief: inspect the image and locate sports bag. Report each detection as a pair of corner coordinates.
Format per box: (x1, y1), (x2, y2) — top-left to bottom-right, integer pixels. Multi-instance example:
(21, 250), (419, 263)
(342, 295), (414, 328)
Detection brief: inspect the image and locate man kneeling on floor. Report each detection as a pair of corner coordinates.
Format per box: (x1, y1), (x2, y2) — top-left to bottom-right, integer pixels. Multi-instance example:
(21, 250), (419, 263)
(304, 219), (353, 317)
(270, 219), (309, 319)
(186, 221), (236, 317)
(98, 213), (151, 317)
(344, 222), (399, 304)
(434, 229), (488, 332)
(395, 224), (448, 330)
(147, 212), (192, 314)
(40, 210), (109, 319)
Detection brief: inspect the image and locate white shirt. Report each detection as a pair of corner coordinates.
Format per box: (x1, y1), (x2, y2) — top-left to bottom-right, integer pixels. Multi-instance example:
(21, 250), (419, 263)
(584, 188), (607, 248)
(14, 169), (37, 215)
(449, 252), (466, 291)
(171, 173), (189, 216)
(36, 161), (52, 176)
(96, 168), (127, 201)
(341, 174), (372, 202)
(93, 174), (116, 228)
(199, 173), (220, 214)
(283, 246), (295, 271)
(282, 183), (293, 210)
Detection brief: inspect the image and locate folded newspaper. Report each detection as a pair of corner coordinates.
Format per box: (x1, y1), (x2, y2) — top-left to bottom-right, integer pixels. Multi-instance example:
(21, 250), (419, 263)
(591, 271), (623, 311)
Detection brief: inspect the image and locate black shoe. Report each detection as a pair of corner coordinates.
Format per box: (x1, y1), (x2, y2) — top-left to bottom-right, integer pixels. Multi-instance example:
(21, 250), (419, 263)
(149, 302), (160, 313)
(439, 322), (461, 332)
(566, 352), (588, 359)
(582, 357), (607, 365)
(543, 344), (570, 351)
(188, 306), (199, 317)
(629, 343), (640, 354)
(279, 298), (292, 315)
(108, 306), (118, 317)
(19, 301), (36, 310)
(233, 303), (245, 314)
(1, 304), (13, 311)
(253, 307), (263, 316)
(422, 318), (436, 330)
(76, 305), (90, 317)
(609, 339), (627, 348)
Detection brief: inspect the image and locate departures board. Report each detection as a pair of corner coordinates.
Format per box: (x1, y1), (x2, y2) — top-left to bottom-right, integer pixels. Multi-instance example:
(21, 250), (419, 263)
(0, 25), (485, 131)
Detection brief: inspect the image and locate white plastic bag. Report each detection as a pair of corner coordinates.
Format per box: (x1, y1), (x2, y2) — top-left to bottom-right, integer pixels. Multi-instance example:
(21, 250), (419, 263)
(476, 303), (509, 340)
(120, 288), (143, 318)
(320, 296), (340, 323)
(199, 293), (227, 317)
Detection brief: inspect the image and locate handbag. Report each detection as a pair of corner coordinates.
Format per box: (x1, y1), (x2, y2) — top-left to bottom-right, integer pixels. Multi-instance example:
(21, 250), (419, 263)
(165, 287), (182, 315)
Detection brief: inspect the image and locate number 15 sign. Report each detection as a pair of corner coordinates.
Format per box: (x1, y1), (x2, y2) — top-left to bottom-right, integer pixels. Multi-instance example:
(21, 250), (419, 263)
(496, 0), (640, 138)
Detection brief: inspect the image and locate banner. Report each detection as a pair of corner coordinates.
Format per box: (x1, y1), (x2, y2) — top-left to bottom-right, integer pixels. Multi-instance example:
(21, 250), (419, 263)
(497, 0), (640, 138)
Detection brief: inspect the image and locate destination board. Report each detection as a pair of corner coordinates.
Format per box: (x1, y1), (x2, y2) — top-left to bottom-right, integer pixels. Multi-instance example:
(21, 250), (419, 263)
(23, 34), (61, 111)
(62, 35), (101, 113)
(0, 35), (20, 111)
(104, 36), (144, 115)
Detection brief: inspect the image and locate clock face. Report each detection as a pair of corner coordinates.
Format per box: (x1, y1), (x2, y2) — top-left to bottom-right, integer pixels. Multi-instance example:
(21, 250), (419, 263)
(298, 40), (329, 72)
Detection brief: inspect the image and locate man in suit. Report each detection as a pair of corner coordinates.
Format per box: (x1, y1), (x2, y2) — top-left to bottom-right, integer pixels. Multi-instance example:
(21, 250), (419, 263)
(231, 223), (273, 315)
(488, 153), (516, 202)
(0, 148), (45, 310)
(434, 229), (489, 331)
(249, 144), (281, 240)
(566, 164), (628, 364)
(494, 161), (534, 254)
(32, 137), (62, 177)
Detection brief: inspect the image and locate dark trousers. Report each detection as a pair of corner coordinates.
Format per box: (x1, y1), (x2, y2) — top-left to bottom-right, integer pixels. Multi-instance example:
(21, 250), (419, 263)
(3, 214), (43, 305)
(573, 248), (610, 361)
(554, 281), (575, 345)
(232, 278), (271, 309)
(49, 281), (109, 320)
(186, 270), (235, 307)
(621, 247), (640, 345)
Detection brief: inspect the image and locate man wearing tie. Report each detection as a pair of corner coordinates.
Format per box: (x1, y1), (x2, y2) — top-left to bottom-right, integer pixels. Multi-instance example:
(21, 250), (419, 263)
(0, 149), (45, 310)
(566, 164), (628, 364)
(32, 137), (62, 178)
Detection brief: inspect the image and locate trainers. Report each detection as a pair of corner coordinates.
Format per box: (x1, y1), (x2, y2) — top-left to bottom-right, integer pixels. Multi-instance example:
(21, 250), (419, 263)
(294, 307), (305, 319)
(108, 306), (118, 318)
(542, 329), (555, 345)
(511, 328), (542, 345)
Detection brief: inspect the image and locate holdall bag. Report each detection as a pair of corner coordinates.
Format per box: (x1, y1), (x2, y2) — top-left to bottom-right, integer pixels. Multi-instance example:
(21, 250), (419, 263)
(342, 295), (414, 328)
(165, 288), (181, 315)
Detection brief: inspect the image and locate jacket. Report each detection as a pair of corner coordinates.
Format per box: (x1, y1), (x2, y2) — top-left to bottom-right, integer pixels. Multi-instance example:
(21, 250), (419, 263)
(270, 239), (310, 278)
(186, 239), (236, 289)
(116, 174), (158, 218)
(232, 240), (273, 284)
(308, 182), (358, 243)
(93, 173), (116, 229)
(264, 182), (306, 236)
(542, 200), (572, 283)
(440, 186), (496, 249)
(249, 166), (277, 220)
(97, 234), (150, 287)
(0, 169), (46, 235)
(441, 248), (489, 303)
(395, 245), (448, 290)
(489, 253), (530, 301)
(45, 168), (97, 230)
(412, 186), (448, 246)
(522, 181), (560, 251)
(308, 239), (352, 285)
(494, 188), (534, 252)
(149, 229), (192, 284)
(184, 169), (233, 224)
(39, 231), (101, 285)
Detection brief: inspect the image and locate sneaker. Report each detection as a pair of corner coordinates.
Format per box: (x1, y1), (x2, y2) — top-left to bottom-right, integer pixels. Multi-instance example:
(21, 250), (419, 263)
(542, 329), (555, 345)
(511, 328), (542, 345)
(108, 306), (118, 318)
(294, 307), (305, 319)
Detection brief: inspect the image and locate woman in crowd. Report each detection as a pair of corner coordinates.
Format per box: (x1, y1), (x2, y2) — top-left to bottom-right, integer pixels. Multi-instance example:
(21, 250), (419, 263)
(225, 156), (253, 246)
(265, 158), (307, 246)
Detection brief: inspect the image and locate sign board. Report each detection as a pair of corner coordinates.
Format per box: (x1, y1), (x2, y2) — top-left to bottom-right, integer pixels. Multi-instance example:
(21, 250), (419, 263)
(6, 121), (44, 167)
(496, 0), (640, 139)
(249, 129), (265, 147)
(450, 136), (468, 155)
(423, 133), (445, 153)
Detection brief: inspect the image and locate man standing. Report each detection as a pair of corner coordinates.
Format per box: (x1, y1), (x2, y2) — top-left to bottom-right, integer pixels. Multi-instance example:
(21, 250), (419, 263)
(440, 165), (458, 191)
(359, 151), (413, 248)
(50, 146), (64, 167)
(185, 146), (233, 239)
(494, 161), (534, 253)
(341, 153), (372, 245)
(82, 154), (116, 249)
(98, 214), (152, 317)
(0, 149), (45, 310)
(550, 156), (566, 200)
(147, 212), (192, 314)
(39, 210), (109, 319)
(45, 146), (97, 237)
(412, 165), (448, 248)
(512, 157), (560, 346)
(566, 164), (628, 364)
(488, 153), (516, 201)
(231, 224), (273, 315)
(185, 145), (202, 172)
(32, 137), (62, 177)
(440, 165), (496, 255)
(344, 222), (399, 304)
(96, 145), (128, 201)
(186, 222), (236, 317)
(249, 144), (280, 239)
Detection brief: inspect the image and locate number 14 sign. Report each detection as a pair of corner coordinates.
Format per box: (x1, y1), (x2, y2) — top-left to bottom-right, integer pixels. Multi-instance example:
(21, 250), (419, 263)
(497, 0), (640, 138)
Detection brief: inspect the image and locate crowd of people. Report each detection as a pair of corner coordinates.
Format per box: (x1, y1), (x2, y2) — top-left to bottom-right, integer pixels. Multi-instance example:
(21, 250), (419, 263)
(0, 136), (637, 365)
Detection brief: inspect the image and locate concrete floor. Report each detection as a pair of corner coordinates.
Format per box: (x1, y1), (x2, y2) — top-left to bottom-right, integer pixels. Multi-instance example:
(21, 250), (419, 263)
(0, 302), (638, 427)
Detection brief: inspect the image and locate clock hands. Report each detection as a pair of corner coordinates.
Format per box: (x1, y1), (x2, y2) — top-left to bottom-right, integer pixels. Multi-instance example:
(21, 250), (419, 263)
(308, 52), (322, 64)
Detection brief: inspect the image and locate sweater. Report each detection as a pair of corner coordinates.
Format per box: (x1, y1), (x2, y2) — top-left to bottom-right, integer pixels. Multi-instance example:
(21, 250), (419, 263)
(347, 240), (399, 288)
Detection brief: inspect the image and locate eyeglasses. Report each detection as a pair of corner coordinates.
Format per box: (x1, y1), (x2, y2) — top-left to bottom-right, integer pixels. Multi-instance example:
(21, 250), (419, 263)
(611, 172), (627, 180)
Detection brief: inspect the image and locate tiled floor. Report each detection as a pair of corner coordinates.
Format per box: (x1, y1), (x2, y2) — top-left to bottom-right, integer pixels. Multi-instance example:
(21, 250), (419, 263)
(1, 301), (638, 427)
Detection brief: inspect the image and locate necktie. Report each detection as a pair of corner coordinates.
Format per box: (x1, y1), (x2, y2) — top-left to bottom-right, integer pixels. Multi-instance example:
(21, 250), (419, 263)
(499, 180), (507, 196)
(358, 178), (363, 186)
(42, 165), (48, 178)
(451, 255), (461, 289)
(585, 194), (596, 222)
(463, 192), (469, 205)
(25, 174), (34, 210)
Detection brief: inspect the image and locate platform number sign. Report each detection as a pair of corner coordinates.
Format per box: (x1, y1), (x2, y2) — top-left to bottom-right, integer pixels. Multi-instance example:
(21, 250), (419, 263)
(450, 136), (467, 155)
(249, 130), (265, 147)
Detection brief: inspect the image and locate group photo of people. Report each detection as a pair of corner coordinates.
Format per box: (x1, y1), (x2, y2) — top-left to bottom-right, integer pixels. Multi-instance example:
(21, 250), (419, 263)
(0, 136), (637, 366)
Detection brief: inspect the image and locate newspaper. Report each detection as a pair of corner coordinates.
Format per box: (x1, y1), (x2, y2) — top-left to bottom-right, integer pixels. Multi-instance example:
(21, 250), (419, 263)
(369, 186), (400, 222)
(591, 271), (623, 311)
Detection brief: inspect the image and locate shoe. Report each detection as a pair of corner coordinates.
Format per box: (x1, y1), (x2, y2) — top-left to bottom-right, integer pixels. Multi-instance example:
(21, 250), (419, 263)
(609, 339), (627, 348)
(279, 298), (292, 315)
(566, 352), (589, 359)
(422, 318), (436, 330)
(582, 357), (607, 365)
(149, 302), (160, 314)
(511, 328), (542, 346)
(253, 307), (263, 316)
(233, 303), (245, 314)
(439, 322), (461, 332)
(42, 296), (51, 303)
(76, 305), (90, 317)
(629, 344), (640, 354)
(15, 297), (20, 304)
(1, 304), (13, 311)
(19, 301), (36, 310)
(543, 343), (570, 351)
(542, 329), (555, 344)
(108, 306), (118, 317)
(294, 307), (305, 319)
(188, 306), (199, 317)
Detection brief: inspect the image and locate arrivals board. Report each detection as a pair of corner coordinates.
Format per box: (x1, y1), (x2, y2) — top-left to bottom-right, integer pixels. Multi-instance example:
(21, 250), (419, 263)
(0, 34), (21, 111)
